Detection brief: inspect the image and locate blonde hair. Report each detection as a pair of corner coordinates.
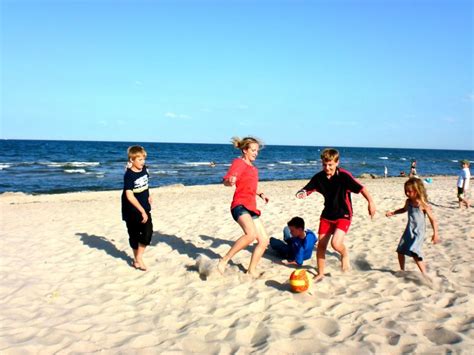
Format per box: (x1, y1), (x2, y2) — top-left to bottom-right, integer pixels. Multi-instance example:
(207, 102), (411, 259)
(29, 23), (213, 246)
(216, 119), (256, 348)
(231, 136), (263, 152)
(127, 145), (147, 161)
(405, 177), (428, 204)
(321, 148), (339, 162)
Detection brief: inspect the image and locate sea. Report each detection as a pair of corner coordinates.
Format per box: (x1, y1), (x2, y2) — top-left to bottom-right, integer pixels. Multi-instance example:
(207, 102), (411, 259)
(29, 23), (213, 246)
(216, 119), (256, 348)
(0, 139), (472, 195)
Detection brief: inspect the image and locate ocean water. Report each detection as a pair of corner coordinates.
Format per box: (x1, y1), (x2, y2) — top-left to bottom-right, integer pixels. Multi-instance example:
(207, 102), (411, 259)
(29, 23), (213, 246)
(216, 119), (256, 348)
(0, 139), (472, 194)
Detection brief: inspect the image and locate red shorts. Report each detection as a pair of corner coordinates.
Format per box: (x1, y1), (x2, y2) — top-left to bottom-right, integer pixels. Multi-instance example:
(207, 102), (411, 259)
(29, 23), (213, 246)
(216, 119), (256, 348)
(318, 218), (351, 235)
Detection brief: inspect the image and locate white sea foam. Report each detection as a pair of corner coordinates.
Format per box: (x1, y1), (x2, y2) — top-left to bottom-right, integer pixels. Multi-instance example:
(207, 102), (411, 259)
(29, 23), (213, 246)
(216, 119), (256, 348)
(0, 164), (11, 170)
(378, 157), (389, 160)
(46, 162), (100, 168)
(64, 169), (87, 174)
(155, 170), (178, 175)
(278, 161), (293, 165)
(184, 162), (213, 167)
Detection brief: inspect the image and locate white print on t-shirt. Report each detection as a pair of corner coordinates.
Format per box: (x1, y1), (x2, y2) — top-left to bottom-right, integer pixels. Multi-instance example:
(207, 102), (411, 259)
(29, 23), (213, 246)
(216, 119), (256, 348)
(457, 167), (471, 190)
(133, 174), (149, 193)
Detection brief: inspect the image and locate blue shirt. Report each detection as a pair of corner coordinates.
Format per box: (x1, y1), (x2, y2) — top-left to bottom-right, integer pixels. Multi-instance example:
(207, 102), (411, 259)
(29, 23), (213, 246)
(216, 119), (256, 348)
(288, 230), (317, 265)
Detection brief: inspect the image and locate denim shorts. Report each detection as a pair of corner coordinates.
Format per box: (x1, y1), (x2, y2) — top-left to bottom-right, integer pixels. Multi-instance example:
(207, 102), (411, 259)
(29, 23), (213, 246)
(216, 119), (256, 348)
(231, 205), (259, 222)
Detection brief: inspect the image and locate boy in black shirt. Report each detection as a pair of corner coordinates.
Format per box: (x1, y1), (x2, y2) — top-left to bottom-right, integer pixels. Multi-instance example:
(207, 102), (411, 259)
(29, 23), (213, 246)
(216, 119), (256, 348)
(296, 148), (376, 282)
(122, 146), (153, 271)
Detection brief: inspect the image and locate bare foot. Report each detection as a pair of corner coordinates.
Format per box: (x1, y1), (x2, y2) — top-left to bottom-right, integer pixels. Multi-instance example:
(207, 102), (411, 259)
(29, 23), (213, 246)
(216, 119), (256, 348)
(133, 259), (147, 271)
(217, 259), (227, 274)
(341, 255), (351, 272)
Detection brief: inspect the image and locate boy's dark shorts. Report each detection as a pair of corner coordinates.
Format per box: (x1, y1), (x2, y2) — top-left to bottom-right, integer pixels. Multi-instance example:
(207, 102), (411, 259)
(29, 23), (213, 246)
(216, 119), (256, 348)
(231, 205), (259, 222)
(457, 187), (465, 200)
(126, 212), (153, 249)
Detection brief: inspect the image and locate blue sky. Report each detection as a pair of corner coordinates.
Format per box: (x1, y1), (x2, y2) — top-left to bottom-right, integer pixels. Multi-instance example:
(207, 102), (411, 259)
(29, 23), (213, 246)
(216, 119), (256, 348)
(1, 0), (472, 150)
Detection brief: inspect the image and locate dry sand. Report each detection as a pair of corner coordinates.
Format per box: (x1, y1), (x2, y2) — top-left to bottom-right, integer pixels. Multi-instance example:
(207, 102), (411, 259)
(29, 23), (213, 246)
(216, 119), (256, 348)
(0, 176), (473, 353)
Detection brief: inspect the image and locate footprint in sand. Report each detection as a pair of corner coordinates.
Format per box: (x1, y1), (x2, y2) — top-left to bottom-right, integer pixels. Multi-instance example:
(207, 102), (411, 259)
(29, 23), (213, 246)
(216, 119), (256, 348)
(424, 327), (463, 345)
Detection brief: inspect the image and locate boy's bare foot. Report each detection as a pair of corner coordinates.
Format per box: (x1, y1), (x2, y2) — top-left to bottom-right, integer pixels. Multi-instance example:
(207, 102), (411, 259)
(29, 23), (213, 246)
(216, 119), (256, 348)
(341, 255), (351, 272)
(133, 259), (147, 271)
(217, 259), (227, 274)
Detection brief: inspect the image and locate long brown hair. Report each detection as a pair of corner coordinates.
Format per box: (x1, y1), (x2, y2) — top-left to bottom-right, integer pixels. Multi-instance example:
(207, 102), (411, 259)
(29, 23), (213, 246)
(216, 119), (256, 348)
(404, 177), (428, 204)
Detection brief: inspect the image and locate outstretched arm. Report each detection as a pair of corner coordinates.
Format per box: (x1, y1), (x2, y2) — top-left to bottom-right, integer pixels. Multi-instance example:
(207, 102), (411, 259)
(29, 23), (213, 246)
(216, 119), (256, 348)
(386, 200), (409, 217)
(360, 187), (376, 218)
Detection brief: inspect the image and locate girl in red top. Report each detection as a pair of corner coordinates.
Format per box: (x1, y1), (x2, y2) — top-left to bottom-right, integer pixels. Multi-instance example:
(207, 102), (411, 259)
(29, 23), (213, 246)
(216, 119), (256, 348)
(217, 137), (270, 277)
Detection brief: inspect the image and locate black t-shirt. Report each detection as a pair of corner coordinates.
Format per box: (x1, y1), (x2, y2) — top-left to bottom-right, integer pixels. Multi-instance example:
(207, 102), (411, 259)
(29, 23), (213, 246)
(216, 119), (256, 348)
(121, 167), (151, 221)
(303, 167), (363, 220)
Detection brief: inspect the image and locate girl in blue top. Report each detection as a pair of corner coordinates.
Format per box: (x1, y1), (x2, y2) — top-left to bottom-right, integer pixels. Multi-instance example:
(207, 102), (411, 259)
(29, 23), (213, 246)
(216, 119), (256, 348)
(386, 178), (440, 275)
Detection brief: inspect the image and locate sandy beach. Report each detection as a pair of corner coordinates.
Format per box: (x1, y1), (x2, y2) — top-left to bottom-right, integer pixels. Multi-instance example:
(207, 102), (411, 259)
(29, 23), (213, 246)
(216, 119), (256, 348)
(0, 176), (472, 353)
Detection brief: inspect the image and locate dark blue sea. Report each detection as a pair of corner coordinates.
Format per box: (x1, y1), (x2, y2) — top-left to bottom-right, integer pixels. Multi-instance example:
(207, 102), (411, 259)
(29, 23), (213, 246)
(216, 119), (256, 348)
(0, 139), (472, 195)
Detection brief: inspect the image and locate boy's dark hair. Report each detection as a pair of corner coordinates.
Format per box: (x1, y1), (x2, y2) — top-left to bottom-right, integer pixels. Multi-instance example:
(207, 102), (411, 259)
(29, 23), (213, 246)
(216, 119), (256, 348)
(287, 216), (305, 229)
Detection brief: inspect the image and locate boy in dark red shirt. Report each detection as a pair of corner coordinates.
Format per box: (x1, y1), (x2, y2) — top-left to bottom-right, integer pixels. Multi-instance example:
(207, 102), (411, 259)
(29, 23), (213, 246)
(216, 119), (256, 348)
(296, 148), (376, 282)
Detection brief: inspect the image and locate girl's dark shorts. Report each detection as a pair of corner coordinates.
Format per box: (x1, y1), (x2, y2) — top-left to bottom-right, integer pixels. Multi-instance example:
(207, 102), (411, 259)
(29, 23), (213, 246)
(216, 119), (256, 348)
(231, 205), (259, 222)
(126, 212), (153, 249)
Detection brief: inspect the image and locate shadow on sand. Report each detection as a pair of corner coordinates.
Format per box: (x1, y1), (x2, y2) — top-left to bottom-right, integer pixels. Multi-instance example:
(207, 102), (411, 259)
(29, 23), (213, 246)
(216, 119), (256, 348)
(76, 233), (133, 265)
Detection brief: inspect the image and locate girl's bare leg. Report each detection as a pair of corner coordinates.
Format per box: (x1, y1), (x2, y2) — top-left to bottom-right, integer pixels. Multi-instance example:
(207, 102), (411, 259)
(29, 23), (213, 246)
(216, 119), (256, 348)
(218, 214), (257, 273)
(413, 256), (426, 274)
(398, 253), (405, 271)
(246, 218), (269, 277)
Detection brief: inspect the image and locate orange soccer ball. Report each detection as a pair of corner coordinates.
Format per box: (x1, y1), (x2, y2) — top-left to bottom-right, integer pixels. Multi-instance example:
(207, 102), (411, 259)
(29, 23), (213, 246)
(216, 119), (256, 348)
(289, 269), (310, 293)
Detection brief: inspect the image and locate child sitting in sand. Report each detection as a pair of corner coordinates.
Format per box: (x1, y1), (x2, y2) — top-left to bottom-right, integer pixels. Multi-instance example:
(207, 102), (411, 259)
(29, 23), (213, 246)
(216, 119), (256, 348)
(121, 146), (153, 271)
(269, 216), (317, 266)
(457, 160), (471, 209)
(386, 177), (440, 275)
(296, 148), (376, 282)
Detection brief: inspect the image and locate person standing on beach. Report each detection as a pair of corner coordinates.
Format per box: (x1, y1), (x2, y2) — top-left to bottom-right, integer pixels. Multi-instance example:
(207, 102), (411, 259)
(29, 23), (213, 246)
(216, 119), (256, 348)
(386, 178), (440, 274)
(218, 137), (270, 277)
(409, 160), (417, 178)
(457, 160), (471, 209)
(296, 148), (376, 282)
(121, 146), (153, 271)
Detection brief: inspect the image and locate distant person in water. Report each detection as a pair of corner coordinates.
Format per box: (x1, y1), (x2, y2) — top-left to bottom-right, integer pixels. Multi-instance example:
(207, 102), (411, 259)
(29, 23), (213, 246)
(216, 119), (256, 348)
(217, 137), (270, 278)
(296, 148), (376, 282)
